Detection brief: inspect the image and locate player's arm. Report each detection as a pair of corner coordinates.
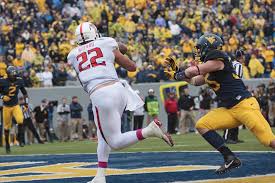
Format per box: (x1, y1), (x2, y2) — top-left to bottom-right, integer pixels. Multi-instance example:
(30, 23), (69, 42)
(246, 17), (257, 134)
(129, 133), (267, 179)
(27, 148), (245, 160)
(114, 48), (136, 72)
(20, 86), (29, 105)
(176, 60), (224, 81)
(189, 75), (206, 86)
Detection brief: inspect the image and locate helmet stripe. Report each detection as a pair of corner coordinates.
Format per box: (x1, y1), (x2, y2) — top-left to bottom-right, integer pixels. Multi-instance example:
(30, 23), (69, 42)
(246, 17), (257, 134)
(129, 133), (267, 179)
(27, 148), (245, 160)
(79, 23), (85, 42)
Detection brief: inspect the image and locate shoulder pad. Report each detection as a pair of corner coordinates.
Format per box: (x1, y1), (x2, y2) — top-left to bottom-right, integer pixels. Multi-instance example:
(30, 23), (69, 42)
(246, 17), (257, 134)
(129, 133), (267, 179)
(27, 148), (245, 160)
(204, 50), (229, 63)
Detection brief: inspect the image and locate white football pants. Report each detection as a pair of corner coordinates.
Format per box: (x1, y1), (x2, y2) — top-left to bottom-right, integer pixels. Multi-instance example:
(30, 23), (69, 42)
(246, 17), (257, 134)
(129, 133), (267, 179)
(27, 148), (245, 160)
(90, 82), (142, 166)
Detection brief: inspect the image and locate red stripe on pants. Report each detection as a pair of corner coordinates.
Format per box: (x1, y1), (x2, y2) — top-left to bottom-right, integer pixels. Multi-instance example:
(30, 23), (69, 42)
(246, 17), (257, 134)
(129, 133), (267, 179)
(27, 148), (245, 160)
(95, 106), (108, 144)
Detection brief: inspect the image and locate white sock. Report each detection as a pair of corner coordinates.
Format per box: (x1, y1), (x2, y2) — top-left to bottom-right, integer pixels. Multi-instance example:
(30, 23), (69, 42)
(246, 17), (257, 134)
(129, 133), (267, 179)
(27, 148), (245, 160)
(96, 168), (106, 177)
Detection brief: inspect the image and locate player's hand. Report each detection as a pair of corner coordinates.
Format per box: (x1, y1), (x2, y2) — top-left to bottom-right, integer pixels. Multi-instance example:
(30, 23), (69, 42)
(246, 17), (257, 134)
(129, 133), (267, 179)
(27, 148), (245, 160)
(164, 69), (176, 80)
(24, 103), (29, 109)
(164, 57), (179, 72)
(1, 95), (11, 102)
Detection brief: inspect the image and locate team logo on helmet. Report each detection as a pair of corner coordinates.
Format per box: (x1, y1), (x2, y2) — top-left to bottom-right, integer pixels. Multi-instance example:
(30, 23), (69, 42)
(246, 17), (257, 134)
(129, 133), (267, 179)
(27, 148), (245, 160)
(205, 36), (216, 44)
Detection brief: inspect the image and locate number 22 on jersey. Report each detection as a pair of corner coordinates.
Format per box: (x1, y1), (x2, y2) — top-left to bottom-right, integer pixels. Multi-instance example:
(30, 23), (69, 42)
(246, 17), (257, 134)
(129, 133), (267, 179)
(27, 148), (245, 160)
(77, 47), (106, 72)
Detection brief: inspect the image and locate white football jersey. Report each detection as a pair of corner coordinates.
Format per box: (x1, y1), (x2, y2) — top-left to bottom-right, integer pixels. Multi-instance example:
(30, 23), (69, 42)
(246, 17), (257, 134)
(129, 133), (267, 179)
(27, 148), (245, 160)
(67, 37), (119, 93)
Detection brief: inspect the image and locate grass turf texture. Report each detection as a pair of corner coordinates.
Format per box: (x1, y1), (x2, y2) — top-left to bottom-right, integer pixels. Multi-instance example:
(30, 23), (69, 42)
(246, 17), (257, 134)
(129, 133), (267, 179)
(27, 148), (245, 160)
(1, 128), (274, 155)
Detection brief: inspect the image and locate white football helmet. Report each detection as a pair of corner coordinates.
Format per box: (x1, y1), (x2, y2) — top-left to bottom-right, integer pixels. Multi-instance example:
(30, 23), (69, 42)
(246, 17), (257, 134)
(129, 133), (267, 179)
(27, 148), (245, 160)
(75, 22), (99, 45)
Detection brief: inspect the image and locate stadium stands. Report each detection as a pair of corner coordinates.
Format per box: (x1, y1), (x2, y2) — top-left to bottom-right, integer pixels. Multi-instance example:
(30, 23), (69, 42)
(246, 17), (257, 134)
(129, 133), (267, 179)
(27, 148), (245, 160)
(0, 0), (274, 87)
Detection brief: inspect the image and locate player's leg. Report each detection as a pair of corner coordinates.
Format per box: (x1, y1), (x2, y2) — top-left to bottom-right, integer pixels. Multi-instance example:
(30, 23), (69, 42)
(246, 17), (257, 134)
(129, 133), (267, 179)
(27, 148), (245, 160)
(89, 128), (111, 183)
(92, 83), (173, 150)
(12, 105), (24, 147)
(196, 107), (241, 174)
(233, 97), (275, 148)
(3, 106), (12, 153)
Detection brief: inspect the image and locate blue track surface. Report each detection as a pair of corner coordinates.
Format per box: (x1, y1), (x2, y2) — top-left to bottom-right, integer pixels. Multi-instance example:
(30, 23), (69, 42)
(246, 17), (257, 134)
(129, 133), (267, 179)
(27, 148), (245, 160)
(0, 152), (274, 183)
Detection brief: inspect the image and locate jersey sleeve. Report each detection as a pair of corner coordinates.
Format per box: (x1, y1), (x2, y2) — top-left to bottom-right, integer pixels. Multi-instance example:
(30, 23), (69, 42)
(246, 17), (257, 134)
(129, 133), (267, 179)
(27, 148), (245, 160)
(0, 79), (9, 95)
(102, 37), (119, 51)
(18, 78), (28, 95)
(67, 49), (75, 66)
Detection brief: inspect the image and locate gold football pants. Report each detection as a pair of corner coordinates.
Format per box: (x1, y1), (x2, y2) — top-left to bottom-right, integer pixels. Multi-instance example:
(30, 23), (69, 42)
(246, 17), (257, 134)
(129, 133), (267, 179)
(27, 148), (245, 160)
(3, 105), (24, 130)
(196, 97), (275, 146)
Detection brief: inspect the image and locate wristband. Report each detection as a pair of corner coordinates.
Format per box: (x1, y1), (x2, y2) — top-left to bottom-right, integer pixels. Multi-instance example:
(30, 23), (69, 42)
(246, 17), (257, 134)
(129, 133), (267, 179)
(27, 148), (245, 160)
(174, 70), (190, 81)
(196, 65), (201, 75)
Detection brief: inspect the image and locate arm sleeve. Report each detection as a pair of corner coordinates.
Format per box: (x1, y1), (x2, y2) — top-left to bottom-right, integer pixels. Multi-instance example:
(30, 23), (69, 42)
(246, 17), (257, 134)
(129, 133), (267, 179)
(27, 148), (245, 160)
(67, 50), (73, 66)
(20, 86), (28, 96)
(104, 37), (119, 51)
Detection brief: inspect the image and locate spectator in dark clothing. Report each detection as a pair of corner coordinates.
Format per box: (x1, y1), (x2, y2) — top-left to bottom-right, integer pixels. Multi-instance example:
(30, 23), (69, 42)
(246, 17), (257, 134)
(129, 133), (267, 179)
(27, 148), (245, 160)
(178, 87), (195, 134)
(143, 65), (159, 83)
(22, 72), (33, 87)
(199, 88), (212, 118)
(56, 67), (68, 86)
(69, 96), (83, 140)
(33, 99), (53, 142)
(164, 91), (178, 134)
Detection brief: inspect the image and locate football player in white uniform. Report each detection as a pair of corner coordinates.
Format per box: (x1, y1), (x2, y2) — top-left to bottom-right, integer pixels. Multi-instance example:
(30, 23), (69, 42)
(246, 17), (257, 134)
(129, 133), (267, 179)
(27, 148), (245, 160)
(67, 22), (174, 183)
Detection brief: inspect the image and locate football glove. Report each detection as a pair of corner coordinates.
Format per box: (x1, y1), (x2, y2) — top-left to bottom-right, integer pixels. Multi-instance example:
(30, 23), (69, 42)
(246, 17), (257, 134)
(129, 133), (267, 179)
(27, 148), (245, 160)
(164, 69), (176, 80)
(164, 57), (190, 81)
(1, 95), (11, 102)
(165, 57), (179, 72)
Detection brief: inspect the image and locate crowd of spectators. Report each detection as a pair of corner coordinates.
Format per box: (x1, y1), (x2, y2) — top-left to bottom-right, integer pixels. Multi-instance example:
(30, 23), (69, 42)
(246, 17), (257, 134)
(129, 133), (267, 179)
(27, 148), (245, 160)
(0, 0), (274, 87)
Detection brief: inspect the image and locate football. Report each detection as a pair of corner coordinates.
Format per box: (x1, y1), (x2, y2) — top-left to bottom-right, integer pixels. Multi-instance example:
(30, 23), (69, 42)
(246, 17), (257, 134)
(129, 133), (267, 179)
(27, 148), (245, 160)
(118, 42), (128, 54)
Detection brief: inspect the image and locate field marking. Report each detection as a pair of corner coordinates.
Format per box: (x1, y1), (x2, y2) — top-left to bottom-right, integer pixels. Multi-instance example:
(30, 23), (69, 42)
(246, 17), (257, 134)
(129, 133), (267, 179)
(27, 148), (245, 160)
(0, 150), (274, 157)
(130, 145), (189, 151)
(172, 173), (275, 183)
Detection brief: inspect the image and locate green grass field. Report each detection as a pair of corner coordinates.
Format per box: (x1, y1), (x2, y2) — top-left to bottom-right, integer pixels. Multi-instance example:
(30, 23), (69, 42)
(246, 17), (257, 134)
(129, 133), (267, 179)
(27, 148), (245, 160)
(1, 129), (274, 155)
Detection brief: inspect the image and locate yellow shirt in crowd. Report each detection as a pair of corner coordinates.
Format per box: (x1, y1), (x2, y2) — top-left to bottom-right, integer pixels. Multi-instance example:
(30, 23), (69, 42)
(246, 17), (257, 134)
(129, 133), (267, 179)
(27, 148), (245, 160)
(248, 57), (264, 77)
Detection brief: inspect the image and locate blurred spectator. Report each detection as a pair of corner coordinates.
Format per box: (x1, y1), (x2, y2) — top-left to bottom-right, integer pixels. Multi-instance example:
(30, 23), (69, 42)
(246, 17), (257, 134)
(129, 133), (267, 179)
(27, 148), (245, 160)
(164, 91), (178, 134)
(87, 102), (97, 139)
(69, 96), (83, 141)
(56, 64), (68, 86)
(255, 84), (269, 120)
(198, 88), (212, 119)
(0, 0), (273, 85)
(33, 99), (53, 142)
(133, 90), (145, 130)
(248, 54), (264, 78)
(0, 56), (7, 77)
(21, 44), (35, 68)
(143, 65), (159, 83)
(42, 67), (53, 87)
(22, 71), (32, 87)
(178, 87), (195, 134)
(57, 97), (70, 142)
(144, 89), (159, 125)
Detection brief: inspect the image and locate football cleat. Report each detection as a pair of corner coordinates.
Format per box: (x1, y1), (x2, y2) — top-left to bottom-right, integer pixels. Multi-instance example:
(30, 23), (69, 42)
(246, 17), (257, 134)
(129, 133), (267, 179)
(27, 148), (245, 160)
(215, 156), (241, 174)
(87, 176), (106, 183)
(148, 119), (174, 147)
